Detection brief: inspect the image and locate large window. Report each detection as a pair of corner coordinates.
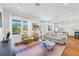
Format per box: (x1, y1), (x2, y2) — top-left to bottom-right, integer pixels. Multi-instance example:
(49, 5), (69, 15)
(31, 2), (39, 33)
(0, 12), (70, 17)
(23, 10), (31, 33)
(12, 20), (21, 35)
(22, 21), (28, 34)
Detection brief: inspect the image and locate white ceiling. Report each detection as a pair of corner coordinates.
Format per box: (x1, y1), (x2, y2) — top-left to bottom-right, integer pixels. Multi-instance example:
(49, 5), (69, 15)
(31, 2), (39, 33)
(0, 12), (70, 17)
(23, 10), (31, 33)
(0, 3), (79, 23)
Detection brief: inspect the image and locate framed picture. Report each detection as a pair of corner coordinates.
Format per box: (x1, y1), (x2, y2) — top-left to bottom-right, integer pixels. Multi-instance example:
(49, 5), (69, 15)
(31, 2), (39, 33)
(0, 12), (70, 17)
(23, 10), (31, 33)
(12, 20), (21, 35)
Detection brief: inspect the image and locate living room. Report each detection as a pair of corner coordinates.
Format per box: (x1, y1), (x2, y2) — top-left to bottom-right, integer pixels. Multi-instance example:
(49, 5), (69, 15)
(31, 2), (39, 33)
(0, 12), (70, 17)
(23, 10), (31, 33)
(0, 3), (79, 56)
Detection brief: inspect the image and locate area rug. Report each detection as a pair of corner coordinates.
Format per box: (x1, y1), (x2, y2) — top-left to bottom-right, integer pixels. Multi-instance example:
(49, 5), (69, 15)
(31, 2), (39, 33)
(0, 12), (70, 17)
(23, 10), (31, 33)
(15, 42), (66, 56)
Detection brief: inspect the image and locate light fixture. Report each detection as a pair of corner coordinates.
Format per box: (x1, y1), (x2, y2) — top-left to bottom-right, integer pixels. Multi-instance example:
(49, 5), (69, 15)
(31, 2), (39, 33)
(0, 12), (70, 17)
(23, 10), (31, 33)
(68, 11), (71, 15)
(64, 3), (68, 6)
(17, 6), (21, 10)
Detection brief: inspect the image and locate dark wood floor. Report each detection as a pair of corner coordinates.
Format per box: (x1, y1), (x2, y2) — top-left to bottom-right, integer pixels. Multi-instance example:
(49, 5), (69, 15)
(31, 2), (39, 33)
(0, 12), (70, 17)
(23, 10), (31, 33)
(62, 36), (79, 56)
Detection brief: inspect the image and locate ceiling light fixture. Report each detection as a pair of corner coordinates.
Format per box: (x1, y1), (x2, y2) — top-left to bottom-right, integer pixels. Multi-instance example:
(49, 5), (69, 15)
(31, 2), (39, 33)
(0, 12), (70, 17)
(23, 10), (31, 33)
(17, 6), (21, 9)
(68, 12), (71, 15)
(64, 3), (68, 6)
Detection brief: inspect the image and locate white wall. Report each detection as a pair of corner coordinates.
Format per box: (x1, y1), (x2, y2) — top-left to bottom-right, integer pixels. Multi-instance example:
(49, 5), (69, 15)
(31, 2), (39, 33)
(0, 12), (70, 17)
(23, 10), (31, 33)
(61, 17), (79, 36)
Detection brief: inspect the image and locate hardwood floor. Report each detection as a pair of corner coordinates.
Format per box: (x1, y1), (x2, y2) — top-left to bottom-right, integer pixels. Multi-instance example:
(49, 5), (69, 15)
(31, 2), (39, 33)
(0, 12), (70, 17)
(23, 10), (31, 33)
(62, 36), (79, 56)
(15, 36), (79, 56)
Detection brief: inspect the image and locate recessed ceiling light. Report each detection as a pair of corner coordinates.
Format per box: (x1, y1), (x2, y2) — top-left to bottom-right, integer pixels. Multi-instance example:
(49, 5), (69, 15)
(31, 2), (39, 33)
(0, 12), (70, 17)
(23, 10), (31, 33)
(17, 6), (21, 9)
(68, 12), (71, 15)
(64, 3), (68, 6)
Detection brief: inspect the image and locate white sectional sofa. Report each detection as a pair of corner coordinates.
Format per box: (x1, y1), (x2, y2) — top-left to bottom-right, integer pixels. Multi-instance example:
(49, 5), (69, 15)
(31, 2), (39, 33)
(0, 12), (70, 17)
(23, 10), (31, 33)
(43, 32), (68, 44)
(48, 33), (68, 44)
